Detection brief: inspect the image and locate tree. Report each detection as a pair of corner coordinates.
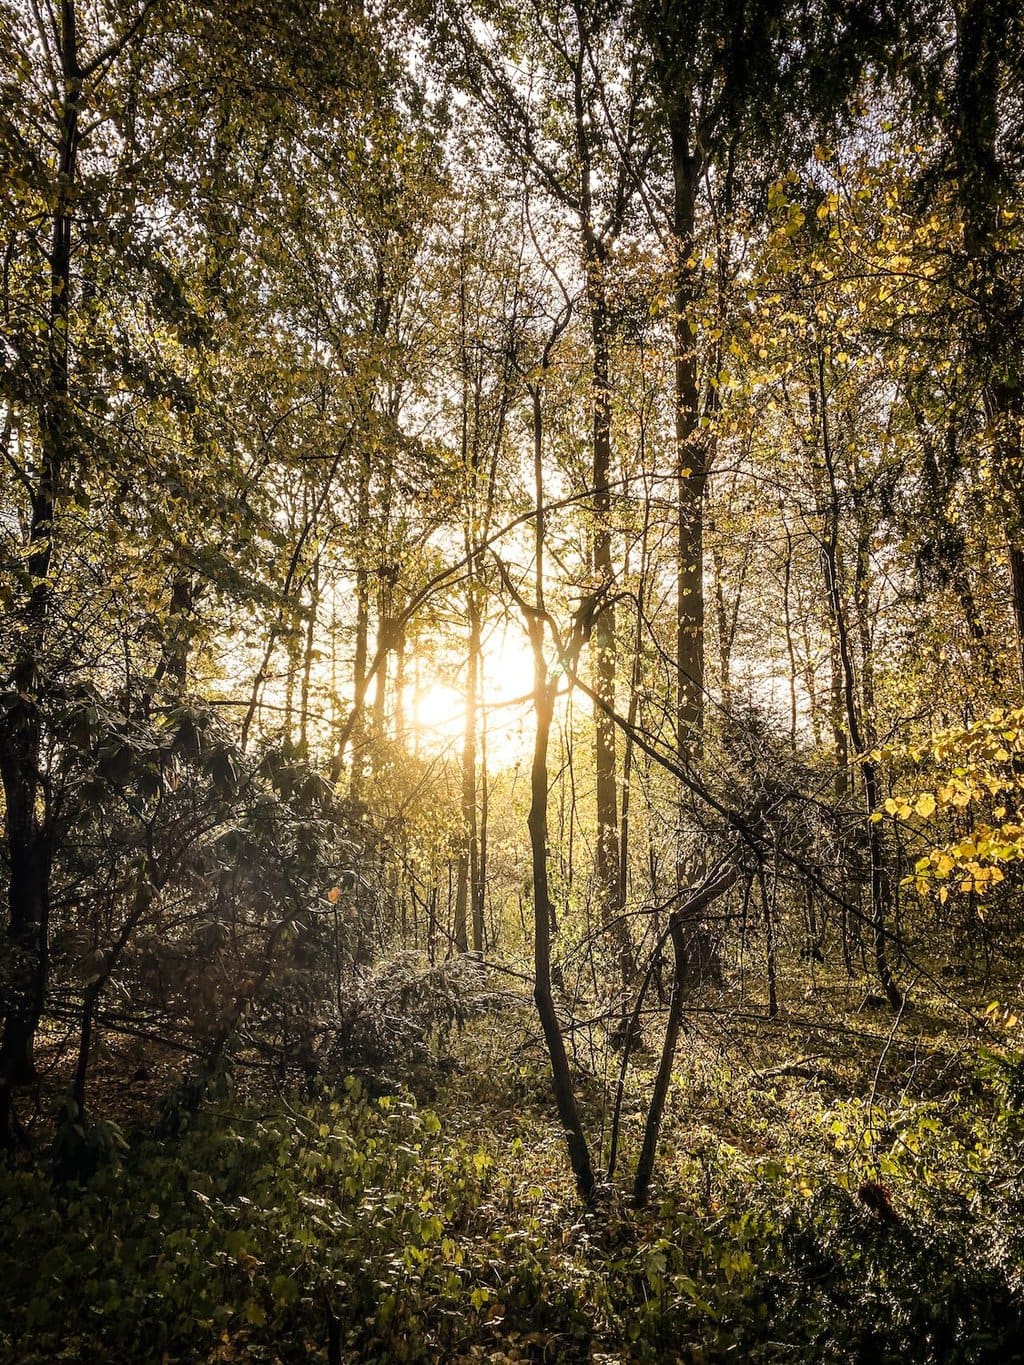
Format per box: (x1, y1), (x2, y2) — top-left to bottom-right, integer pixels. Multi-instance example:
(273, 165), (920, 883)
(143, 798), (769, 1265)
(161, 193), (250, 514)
(0, 0), (393, 1140)
(433, 0), (645, 947)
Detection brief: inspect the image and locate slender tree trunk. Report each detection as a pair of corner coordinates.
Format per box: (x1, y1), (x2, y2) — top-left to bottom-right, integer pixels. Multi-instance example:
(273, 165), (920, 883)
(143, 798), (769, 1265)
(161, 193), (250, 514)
(525, 381), (594, 1203)
(951, 0), (1024, 683)
(347, 446), (372, 793)
(454, 247), (491, 959)
(853, 511), (876, 742)
(477, 689), (488, 957)
(0, 0), (80, 1144)
(664, 102), (721, 990)
(299, 553), (319, 752)
(816, 351), (902, 1011)
(759, 864), (779, 1019)
(619, 597), (645, 913)
(149, 574), (198, 703)
(394, 624), (406, 747)
(988, 390), (1024, 684)
(342, 256), (394, 787)
(782, 525), (799, 752)
(529, 661), (595, 1203)
(712, 542), (733, 716)
(909, 402), (995, 668)
(586, 248), (622, 937)
(633, 866), (736, 1207)
(668, 114), (705, 761)
(453, 591), (480, 956)
(284, 639), (296, 740)
(570, 31), (622, 943)
(372, 597), (389, 740)
(632, 913), (687, 1208)
(808, 378), (850, 800)
(799, 598), (824, 750)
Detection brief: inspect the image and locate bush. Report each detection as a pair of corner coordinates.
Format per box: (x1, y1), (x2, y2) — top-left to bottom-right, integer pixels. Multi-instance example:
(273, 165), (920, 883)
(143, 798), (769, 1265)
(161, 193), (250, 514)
(4, 1068), (1024, 1362)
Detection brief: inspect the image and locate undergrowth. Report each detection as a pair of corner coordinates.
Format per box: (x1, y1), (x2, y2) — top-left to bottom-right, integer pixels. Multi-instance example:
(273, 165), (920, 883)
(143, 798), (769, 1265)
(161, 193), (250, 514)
(4, 1049), (1024, 1363)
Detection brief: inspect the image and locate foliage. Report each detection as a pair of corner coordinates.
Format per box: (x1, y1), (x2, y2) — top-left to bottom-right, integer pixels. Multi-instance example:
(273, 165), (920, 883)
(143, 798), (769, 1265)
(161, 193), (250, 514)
(875, 707), (1024, 900)
(3, 1061), (1024, 1362)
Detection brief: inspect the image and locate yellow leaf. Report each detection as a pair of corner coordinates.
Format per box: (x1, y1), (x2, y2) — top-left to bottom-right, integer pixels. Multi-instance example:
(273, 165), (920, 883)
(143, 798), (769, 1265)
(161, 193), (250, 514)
(914, 793), (936, 818)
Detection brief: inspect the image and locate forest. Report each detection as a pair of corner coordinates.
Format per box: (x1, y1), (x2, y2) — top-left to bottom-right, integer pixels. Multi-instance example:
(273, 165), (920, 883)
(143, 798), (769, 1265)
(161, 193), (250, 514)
(1, 0), (1024, 1359)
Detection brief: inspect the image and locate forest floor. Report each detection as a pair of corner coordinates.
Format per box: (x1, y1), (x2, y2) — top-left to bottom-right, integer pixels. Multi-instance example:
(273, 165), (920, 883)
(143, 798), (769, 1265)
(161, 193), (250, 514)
(5, 957), (1024, 1362)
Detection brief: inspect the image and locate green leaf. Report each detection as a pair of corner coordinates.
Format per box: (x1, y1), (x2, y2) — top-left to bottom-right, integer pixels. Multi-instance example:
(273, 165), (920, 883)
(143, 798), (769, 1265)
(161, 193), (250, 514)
(271, 1275), (299, 1306)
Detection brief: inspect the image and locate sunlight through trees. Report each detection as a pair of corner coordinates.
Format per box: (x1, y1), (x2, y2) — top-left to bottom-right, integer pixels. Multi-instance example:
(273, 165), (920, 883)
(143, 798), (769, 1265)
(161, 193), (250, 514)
(2, 0), (1024, 1357)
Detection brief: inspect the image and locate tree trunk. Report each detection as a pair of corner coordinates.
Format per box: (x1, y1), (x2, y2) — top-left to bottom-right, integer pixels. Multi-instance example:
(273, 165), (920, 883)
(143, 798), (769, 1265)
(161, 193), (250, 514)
(525, 381), (595, 1203)
(347, 444), (372, 794)
(782, 524), (799, 752)
(0, 0), (80, 1145)
(149, 573), (199, 704)
(477, 695), (489, 957)
(712, 541), (733, 716)
(758, 865), (779, 1019)
(585, 247), (622, 938)
(632, 912), (686, 1208)
(816, 350), (903, 1011)
(299, 553), (320, 752)
(529, 661), (595, 1203)
(668, 112), (705, 761)
(951, 0), (1024, 682)
(633, 865), (736, 1207)
(453, 590), (480, 956)
(572, 29), (622, 943)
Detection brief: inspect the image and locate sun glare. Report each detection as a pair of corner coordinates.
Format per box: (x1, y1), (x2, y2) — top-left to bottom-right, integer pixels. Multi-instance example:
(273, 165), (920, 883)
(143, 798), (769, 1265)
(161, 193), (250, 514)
(406, 618), (538, 767)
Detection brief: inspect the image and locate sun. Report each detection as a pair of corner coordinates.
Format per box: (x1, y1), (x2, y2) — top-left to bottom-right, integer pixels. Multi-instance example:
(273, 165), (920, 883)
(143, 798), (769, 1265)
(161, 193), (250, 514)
(409, 681), (465, 744)
(406, 618), (538, 767)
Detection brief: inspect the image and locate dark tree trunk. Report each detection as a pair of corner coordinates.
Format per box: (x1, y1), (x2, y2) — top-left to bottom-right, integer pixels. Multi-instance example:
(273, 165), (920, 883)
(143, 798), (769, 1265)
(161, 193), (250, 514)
(666, 102), (705, 760)
(529, 664), (595, 1204)
(1, 0), (81, 1145)
(950, 0), (1024, 682)
(585, 245), (622, 941)
(816, 351), (903, 1012)
(454, 590), (480, 956)
(633, 866), (736, 1207)
(524, 382), (595, 1203)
